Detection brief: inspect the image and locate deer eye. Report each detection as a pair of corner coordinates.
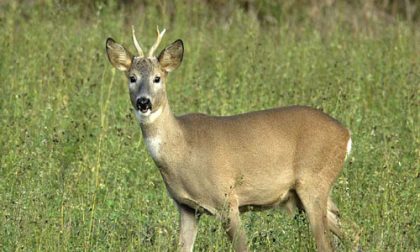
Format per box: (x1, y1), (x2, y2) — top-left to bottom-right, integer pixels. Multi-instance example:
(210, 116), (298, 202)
(153, 76), (161, 83)
(129, 76), (136, 83)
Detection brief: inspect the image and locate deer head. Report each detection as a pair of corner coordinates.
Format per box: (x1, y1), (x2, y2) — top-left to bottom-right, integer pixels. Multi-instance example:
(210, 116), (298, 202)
(106, 26), (183, 124)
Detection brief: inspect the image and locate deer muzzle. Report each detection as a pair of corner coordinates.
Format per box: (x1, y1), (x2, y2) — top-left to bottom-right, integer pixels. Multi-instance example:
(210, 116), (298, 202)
(136, 97), (152, 113)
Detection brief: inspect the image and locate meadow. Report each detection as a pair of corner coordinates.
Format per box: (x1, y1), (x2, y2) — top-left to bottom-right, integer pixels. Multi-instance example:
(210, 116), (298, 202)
(0, 1), (419, 251)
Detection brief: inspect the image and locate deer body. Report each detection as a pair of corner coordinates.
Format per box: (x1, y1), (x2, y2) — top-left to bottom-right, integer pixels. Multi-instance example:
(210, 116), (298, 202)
(106, 27), (351, 252)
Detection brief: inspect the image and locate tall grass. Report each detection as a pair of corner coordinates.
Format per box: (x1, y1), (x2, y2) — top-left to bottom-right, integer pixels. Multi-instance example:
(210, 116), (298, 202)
(0, 1), (418, 251)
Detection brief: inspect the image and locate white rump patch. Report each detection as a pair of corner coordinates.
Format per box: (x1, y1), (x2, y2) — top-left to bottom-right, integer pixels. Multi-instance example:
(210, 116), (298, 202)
(345, 137), (352, 159)
(144, 136), (161, 160)
(134, 106), (163, 124)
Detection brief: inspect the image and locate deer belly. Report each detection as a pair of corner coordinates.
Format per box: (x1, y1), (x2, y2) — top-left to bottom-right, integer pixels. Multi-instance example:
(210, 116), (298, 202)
(235, 167), (296, 207)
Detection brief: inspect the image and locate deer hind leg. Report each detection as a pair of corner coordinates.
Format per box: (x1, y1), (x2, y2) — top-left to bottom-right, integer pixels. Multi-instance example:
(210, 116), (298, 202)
(327, 196), (343, 240)
(297, 187), (333, 252)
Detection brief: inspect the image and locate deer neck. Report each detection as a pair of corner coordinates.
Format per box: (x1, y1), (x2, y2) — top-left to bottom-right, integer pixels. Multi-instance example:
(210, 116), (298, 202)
(138, 100), (184, 168)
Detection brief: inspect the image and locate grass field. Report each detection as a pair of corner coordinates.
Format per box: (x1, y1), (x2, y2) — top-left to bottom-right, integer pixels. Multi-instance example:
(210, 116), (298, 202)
(0, 1), (419, 251)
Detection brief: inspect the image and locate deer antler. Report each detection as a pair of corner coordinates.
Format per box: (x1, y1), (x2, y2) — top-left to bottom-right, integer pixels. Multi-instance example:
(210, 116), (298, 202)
(132, 25), (144, 57)
(148, 26), (166, 57)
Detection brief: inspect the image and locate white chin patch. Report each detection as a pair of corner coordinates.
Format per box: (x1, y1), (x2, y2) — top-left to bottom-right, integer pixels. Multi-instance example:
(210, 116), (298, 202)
(134, 107), (163, 124)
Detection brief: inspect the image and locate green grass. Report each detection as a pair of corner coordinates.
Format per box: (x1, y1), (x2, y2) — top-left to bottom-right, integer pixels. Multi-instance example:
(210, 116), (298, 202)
(1, 1), (419, 251)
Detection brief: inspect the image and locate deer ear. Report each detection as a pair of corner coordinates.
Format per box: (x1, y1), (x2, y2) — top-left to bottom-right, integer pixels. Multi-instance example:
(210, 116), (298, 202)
(106, 38), (133, 72)
(158, 39), (184, 72)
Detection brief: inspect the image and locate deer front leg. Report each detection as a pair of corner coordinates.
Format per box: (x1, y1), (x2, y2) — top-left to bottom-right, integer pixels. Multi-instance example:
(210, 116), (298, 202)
(224, 198), (249, 252)
(176, 202), (200, 252)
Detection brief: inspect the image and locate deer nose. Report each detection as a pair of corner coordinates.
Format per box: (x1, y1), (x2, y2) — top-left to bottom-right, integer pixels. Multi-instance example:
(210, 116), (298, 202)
(136, 97), (152, 112)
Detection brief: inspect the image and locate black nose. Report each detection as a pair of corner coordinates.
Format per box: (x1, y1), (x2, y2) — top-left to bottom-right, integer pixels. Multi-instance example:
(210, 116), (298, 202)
(136, 97), (152, 112)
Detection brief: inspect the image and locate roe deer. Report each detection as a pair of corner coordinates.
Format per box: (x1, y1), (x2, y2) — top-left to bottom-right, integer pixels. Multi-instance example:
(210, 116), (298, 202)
(105, 26), (352, 252)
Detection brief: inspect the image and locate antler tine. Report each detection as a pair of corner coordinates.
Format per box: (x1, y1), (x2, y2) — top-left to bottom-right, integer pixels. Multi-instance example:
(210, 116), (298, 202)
(148, 26), (166, 57)
(132, 25), (144, 57)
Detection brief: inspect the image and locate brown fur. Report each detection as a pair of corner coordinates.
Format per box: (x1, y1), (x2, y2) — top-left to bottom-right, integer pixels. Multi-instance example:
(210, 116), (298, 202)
(106, 36), (351, 252)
